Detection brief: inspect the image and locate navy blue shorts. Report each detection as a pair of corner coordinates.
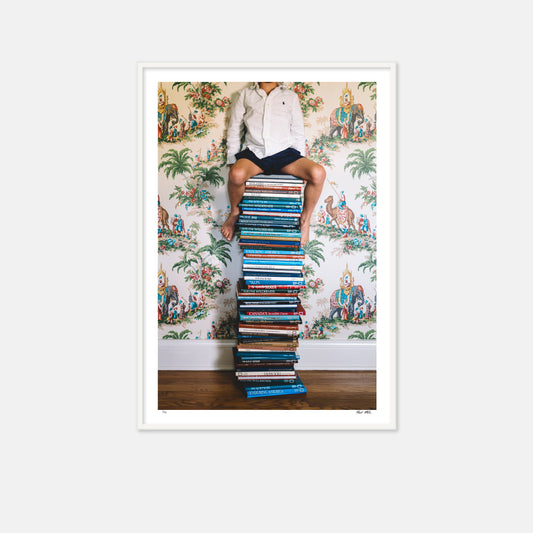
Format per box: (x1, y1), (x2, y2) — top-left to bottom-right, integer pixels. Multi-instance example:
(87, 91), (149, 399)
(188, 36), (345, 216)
(235, 147), (304, 175)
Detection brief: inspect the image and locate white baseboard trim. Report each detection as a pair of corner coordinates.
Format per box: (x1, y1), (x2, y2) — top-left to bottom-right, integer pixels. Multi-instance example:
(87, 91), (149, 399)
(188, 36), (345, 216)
(158, 340), (376, 370)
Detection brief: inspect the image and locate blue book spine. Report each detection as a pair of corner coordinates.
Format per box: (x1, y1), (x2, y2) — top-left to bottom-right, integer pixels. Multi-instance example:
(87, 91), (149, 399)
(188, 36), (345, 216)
(245, 387), (307, 398)
(241, 207), (302, 213)
(241, 199), (303, 206)
(243, 248), (304, 255)
(238, 356), (300, 362)
(238, 228), (301, 234)
(241, 229), (301, 235)
(241, 203), (302, 209)
(240, 234), (301, 239)
(237, 223), (300, 229)
(239, 215), (300, 222)
(239, 240), (301, 246)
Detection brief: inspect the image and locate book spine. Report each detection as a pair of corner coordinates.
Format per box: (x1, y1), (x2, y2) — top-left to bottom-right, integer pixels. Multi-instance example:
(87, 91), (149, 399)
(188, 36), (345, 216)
(242, 193), (302, 198)
(239, 313), (300, 320)
(240, 239), (301, 245)
(235, 371), (296, 376)
(245, 387), (306, 398)
(241, 310), (305, 316)
(244, 276), (304, 281)
(243, 266), (303, 271)
(243, 249), (304, 255)
(243, 260), (303, 265)
(240, 231), (301, 236)
(241, 198), (303, 204)
(241, 208), (301, 213)
(244, 285), (305, 290)
(242, 209), (301, 218)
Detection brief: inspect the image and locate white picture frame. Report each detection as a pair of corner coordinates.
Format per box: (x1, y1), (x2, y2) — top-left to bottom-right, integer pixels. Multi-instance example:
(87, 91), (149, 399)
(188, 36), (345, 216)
(138, 62), (397, 430)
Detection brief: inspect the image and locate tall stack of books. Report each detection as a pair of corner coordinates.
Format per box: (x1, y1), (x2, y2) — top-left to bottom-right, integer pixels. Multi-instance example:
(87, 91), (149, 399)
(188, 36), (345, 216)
(234, 174), (307, 399)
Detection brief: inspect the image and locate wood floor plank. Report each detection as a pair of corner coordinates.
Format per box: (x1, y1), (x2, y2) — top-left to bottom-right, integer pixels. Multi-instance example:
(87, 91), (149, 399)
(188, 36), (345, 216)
(158, 370), (376, 410)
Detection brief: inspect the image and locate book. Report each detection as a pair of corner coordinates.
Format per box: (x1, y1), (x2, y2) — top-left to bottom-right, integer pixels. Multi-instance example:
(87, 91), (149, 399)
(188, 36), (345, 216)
(241, 277), (305, 284)
(242, 248), (304, 255)
(240, 305), (305, 316)
(240, 209), (302, 215)
(243, 387), (306, 398)
(240, 239), (301, 246)
(238, 302), (298, 308)
(243, 271), (303, 278)
(240, 230), (301, 236)
(243, 257), (303, 263)
(236, 345), (298, 351)
(241, 210), (302, 217)
(244, 285), (305, 291)
(237, 335), (300, 342)
(239, 324), (299, 337)
(242, 193), (302, 199)
(236, 371), (297, 378)
(238, 322), (300, 330)
(243, 269), (303, 276)
(237, 224), (301, 230)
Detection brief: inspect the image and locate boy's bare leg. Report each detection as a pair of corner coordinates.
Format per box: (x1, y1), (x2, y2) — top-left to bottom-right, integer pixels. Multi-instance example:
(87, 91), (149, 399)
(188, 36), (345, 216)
(280, 157), (326, 246)
(221, 158), (263, 241)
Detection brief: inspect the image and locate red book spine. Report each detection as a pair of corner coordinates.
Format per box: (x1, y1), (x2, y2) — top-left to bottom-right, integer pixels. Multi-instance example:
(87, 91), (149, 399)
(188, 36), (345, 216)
(243, 305), (305, 316)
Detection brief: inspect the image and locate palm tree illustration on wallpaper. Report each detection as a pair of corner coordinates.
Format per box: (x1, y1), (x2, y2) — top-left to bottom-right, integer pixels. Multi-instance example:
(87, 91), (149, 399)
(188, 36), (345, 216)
(357, 82), (377, 101)
(348, 329), (376, 340)
(158, 147), (225, 213)
(358, 250), (376, 283)
(159, 147), (194, 179)
(300, 239), (326, 299)
(163, 329), (192, 340)
(198, 233), (232, 267)
(344, 147), (376, 180)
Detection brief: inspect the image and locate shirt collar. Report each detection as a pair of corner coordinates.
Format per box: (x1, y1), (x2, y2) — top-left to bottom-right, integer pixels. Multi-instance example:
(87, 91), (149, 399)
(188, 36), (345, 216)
(250, 82), (288, 90)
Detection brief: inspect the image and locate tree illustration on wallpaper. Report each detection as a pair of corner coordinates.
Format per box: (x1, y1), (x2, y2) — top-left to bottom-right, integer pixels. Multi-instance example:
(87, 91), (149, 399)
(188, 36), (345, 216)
(344, 147), (376, 179)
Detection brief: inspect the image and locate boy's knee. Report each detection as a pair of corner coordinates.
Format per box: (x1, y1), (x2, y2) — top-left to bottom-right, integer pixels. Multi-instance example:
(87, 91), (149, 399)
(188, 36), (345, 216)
(310, 164), (326, 185)
(228, 166), (247, 186)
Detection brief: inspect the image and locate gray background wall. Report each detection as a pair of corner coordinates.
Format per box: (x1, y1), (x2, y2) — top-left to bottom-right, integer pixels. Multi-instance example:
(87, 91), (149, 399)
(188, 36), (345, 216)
(2, 1), (531, 531)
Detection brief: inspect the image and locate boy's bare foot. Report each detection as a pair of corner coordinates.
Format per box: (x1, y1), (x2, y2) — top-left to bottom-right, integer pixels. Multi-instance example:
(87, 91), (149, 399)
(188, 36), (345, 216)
(300, 219), (310, 247)
(221, 212), (239, 241)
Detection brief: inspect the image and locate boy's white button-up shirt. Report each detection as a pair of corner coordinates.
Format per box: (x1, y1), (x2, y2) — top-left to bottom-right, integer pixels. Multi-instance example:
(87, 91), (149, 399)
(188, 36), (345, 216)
(226, 82), (306, 165)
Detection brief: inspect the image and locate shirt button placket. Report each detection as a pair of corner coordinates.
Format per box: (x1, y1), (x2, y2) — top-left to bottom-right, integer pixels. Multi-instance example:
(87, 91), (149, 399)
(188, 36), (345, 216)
(263, 96), (269, 156)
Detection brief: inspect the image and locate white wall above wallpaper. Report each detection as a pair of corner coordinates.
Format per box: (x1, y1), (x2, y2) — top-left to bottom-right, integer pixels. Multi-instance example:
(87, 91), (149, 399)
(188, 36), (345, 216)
(157, 81), (378, 342)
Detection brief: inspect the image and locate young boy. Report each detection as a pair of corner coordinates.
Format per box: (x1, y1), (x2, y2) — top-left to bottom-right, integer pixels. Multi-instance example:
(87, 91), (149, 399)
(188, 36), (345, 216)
(221, 82), (326, 246)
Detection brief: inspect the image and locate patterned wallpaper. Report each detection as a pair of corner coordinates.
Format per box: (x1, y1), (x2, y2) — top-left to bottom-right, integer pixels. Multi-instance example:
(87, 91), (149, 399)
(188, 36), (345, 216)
(157, 81), (377, 341)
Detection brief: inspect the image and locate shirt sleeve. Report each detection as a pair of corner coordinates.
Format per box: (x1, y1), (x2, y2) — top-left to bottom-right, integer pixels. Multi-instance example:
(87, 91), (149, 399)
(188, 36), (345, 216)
(226, 89), (246, 165)
(289, 92), (306, 155)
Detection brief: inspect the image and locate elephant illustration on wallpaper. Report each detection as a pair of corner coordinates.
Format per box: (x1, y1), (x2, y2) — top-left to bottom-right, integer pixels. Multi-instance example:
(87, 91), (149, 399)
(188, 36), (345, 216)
(329, 84), (365, 138)
(158, 86), (180, 140)
(329, 265), (365, 320)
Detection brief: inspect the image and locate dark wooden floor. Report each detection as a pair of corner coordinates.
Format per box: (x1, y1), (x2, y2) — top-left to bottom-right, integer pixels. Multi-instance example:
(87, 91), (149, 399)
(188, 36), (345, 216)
(159, 370), (376, 410)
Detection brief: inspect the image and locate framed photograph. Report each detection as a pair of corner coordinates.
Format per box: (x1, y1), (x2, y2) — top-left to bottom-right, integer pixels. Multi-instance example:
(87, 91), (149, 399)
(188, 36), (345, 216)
(138, 62), (396, 430)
